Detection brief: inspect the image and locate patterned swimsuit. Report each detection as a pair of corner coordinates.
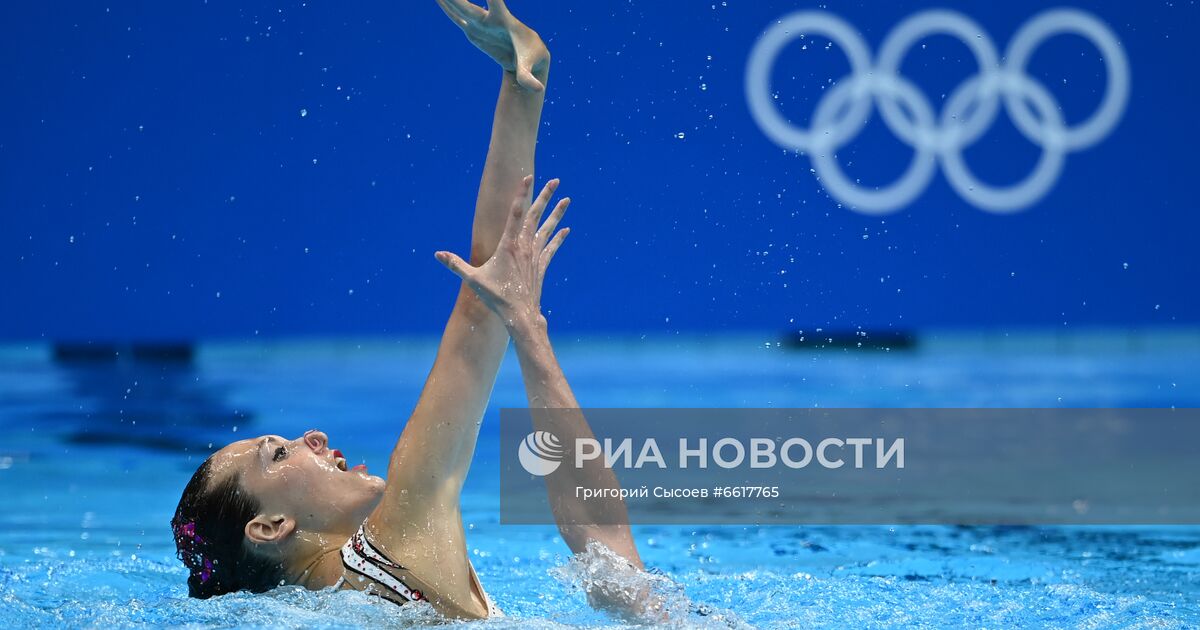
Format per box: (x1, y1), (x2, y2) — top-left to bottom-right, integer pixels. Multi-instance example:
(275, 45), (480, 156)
(334, 523), (503, 619)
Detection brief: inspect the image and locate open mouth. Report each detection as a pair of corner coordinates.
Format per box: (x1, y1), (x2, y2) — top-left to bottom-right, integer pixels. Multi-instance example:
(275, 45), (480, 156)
(332, 448), (367, 473)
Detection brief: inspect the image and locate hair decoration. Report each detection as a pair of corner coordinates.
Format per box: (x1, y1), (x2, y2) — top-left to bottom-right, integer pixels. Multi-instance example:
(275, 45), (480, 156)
(172, 519), (214, 584)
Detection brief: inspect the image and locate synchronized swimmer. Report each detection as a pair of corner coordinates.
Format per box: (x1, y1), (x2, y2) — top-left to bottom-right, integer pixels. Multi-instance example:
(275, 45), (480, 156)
(171, 0), (647, 619)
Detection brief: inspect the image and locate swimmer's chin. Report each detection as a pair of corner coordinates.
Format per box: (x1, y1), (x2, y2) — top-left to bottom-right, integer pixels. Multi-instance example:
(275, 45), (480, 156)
(346, 463), (384, 486)
(364, 473), (387, 490)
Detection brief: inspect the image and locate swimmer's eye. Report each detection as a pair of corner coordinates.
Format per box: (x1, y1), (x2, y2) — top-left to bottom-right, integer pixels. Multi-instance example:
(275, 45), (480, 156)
(272, 445), (288, 462)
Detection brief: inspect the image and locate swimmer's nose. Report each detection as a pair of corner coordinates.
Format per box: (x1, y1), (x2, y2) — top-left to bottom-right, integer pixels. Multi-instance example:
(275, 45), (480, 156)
(302, 429), (328, 453)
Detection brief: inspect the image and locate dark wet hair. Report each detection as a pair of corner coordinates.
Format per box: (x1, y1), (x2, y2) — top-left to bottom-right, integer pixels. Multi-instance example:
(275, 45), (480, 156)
(171, 456), (286, 598)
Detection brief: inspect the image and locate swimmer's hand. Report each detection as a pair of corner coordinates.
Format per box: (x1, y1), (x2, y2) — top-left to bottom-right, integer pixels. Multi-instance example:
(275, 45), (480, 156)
(435, 175), (569, 328)
(435, 0), (550, 92)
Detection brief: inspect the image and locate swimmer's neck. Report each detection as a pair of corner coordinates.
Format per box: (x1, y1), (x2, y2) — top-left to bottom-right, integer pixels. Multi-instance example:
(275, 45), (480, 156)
(292, 542), (346, 590)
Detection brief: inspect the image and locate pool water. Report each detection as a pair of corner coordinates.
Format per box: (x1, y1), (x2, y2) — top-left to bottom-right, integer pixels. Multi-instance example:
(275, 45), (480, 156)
(1, 331), (1198, 628)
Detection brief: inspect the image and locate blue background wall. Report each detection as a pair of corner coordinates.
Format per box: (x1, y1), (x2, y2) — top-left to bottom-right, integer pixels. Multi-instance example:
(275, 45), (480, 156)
(1, 0), (1196, 340)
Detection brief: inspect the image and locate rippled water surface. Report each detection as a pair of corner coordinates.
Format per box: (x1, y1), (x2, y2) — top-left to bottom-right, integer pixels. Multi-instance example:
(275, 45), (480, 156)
(1, 332), (1198, 628)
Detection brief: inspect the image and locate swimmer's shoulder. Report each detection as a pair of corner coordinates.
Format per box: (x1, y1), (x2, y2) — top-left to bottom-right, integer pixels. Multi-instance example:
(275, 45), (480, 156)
(335, 519), (499, 618)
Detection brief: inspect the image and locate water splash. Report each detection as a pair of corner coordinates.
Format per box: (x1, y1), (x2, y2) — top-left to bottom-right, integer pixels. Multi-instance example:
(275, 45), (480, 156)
(549, 540), (749, 628)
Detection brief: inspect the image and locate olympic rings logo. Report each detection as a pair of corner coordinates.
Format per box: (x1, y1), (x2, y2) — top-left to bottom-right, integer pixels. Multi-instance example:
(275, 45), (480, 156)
(745, 9), (1130, 214)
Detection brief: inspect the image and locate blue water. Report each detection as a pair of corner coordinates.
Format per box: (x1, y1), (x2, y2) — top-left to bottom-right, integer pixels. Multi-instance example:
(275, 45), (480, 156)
(1, 331), (1199, 628)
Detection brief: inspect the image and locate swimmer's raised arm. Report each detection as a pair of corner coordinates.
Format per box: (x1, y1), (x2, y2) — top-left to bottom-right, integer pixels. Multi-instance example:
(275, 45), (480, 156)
(377, 1), (547, 523)
(437, 0), (550, 263)
(437, 178), (650, 616)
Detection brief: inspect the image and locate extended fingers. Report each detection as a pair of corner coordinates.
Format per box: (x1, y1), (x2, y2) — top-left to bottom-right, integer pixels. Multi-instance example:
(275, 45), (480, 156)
(538, 227), (570, 274)
(438, 0), (486, 23)
(525, 178), (560, 233)
(535, 197), (570, 249)
(434, 0), (467, 28)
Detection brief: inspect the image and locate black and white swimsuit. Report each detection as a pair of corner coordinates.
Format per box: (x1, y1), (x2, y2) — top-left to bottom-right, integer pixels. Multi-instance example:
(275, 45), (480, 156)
(334, 523), (503, 618)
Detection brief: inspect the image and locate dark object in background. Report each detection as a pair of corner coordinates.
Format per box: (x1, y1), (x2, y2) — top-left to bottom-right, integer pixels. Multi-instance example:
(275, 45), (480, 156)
(48, 340), (245, 454)
(53, 341), (195, 364)
(781, 330), (917, 351)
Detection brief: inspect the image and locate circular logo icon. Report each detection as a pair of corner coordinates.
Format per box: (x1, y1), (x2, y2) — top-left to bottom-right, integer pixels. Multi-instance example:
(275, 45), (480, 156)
(745, 8), (1130, 214)
(518, 430), (564, 476)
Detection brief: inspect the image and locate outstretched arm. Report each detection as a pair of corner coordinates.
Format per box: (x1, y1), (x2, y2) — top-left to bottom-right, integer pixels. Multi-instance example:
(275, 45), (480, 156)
(379, 0), (549, 521)
(437, 178), (649, 614)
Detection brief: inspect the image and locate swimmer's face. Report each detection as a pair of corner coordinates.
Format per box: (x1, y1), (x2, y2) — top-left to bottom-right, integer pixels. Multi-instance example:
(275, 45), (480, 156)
(209, 430), (385, 545)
